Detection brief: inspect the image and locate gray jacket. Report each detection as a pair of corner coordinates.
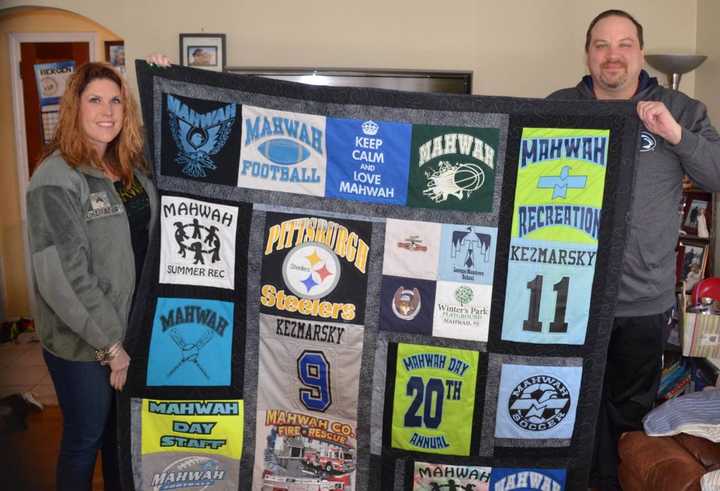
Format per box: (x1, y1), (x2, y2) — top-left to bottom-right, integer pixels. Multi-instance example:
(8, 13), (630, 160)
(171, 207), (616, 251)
(27, 153), (158, 361)
(549, 72), (720, 317)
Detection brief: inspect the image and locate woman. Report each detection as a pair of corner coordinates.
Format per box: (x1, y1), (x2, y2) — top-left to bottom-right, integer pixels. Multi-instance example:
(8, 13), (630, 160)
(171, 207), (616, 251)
(26, 61), (159, 491)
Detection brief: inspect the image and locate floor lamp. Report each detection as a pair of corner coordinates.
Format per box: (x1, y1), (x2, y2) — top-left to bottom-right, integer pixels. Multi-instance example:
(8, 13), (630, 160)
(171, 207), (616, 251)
(645, 54), (707, 90)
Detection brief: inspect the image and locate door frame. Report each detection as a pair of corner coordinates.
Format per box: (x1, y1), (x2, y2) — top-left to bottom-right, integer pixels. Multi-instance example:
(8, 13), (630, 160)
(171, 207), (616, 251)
(8, 31), (98, 316)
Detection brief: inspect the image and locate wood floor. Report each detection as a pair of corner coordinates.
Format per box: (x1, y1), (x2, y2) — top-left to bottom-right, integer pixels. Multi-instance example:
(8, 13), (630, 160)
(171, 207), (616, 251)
(1, 405), (104, 490)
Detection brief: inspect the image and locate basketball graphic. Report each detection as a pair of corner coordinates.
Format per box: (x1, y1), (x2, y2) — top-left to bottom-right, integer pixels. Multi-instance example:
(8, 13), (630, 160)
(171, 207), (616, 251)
(423, 161), (485, 203)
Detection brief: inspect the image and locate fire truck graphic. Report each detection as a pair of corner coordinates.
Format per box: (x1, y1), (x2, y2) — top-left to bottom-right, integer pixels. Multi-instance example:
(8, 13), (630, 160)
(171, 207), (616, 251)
(302, 446), (354, 474)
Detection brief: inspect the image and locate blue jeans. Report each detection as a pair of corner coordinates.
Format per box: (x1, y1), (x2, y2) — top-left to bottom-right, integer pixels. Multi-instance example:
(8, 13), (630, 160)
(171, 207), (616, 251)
(43, 349), (120, 491)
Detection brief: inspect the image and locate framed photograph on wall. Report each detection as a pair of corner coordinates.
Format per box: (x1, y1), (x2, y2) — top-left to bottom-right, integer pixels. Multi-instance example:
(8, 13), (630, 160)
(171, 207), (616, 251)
(104, 40), (126, 75)
(179, 33), (226, 72)
(678, 240), (709, 293)
(682, 191), (712, 236)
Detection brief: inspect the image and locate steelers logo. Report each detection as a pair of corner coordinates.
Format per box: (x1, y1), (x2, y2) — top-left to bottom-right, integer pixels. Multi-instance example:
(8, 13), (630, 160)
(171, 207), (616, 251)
(282, 242), (341, 299)
(508, 375), (571, 432)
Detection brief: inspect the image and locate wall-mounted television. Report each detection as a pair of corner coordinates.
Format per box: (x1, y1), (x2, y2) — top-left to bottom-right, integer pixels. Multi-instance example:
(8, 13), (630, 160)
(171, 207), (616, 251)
(225, 67), (472, 94)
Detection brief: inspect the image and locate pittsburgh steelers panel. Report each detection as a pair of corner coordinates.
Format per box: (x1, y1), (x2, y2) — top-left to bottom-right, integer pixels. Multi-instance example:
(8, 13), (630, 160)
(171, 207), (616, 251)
(380, 276), (436, 336)
(411, 461), (492, 491)
(161, 93), (241, 185)
(407, 125), (499, 212)
(256, 313), (364, 421)
(252, 409), (357, 490)
(239, 105), (327, 196)
(501, 239), (597, 345)
(259, 212), (371, 324)
(494, 363), (582, 442)
(489, 467), (567, 491)
(382, 219), (442, 280)
(390, 343), (479, 456)
(146, 297), (234, 386)
(438, 224), (497, 285)
(433, 281), (491, 342)
(325, 117), (412, 205)
(511, 128), (609, 246)
(158, 195), (239, 290)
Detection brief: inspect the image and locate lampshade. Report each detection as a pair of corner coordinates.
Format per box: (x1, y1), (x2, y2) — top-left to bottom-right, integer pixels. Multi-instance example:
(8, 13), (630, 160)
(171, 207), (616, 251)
(645, 54), (707, 90)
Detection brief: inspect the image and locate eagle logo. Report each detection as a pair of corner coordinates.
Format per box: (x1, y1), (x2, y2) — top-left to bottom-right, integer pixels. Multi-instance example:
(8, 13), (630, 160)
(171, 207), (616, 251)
(167, 95), (236, 177)
(392, 286), (422, 320)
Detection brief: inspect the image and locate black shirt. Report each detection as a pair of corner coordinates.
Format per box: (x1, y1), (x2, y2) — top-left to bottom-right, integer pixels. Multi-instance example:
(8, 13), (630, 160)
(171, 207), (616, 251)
(114, 178), (150, 289)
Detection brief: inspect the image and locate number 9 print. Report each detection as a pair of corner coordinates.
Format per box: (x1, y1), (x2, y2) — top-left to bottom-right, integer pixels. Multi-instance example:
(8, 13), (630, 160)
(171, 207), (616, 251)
(297, 350), (332, 412)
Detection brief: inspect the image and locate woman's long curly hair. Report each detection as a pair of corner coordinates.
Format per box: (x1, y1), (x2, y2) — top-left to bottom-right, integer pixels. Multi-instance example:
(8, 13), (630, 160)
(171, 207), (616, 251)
(39, 62), (146, 188)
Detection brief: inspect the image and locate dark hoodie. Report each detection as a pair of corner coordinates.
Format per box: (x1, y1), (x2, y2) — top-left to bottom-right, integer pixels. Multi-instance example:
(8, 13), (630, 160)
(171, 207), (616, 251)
(549, 70), (720, 317)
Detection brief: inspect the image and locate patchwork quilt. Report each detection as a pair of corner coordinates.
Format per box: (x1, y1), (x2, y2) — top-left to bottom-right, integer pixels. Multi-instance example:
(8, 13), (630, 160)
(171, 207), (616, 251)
(118, 61), (639, 491)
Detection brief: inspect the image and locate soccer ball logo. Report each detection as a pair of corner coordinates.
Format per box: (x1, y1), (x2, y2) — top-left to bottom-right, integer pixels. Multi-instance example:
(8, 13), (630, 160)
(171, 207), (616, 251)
(508, 375), (571, 432)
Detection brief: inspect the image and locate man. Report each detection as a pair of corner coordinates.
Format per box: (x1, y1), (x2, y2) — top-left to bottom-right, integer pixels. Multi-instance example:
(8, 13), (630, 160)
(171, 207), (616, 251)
(548, 9), (720, 490)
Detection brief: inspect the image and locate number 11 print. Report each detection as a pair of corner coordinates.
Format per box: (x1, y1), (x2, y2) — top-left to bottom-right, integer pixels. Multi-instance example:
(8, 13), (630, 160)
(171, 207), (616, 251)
(523, 275), (569, 333)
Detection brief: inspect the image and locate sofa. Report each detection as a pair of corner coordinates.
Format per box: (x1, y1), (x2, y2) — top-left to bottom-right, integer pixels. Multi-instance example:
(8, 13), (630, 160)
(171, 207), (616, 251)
(618, 430), (720, 490)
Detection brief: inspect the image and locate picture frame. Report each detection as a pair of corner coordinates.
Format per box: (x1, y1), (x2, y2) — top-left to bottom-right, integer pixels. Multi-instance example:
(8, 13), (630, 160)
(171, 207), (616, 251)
(682, 191), (712, 236)
(104, 40), (126, 75)
(678, 240), (709, 293)
(179, 33), (226, 72)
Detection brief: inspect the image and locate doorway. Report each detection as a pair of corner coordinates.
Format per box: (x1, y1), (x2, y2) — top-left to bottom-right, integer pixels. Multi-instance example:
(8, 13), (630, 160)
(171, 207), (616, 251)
(8, 31), (97, 316)
(20, 41), (90, 176)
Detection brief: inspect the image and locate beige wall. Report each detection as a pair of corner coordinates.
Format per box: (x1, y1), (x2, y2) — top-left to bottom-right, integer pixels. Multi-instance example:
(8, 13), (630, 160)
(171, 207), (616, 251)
(696, 0), (720, 275)
(696, 0), (720, 121)
(2, 0), (701, 97)
(0, 6), (119, 318)
(0, 1), (711, 317)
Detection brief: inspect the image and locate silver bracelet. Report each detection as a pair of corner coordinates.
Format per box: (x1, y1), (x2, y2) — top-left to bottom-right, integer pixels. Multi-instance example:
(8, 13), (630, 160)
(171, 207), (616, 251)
(95, 342), (122, 363)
